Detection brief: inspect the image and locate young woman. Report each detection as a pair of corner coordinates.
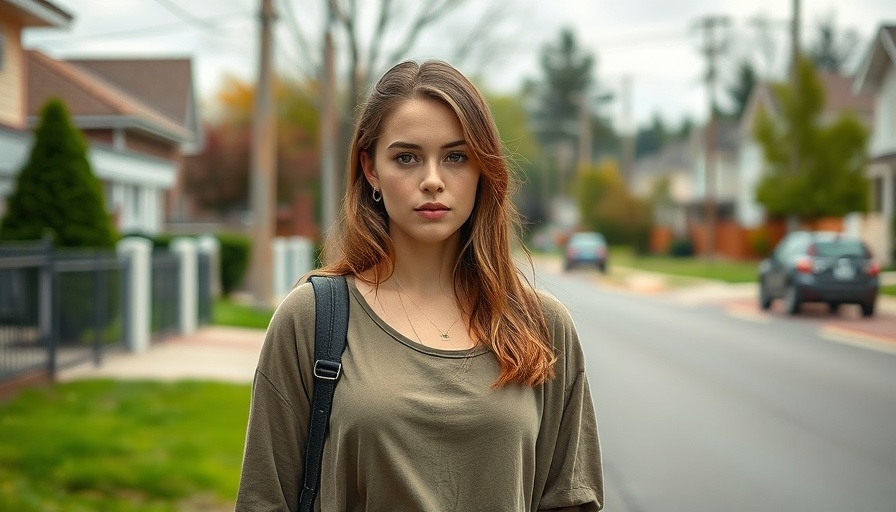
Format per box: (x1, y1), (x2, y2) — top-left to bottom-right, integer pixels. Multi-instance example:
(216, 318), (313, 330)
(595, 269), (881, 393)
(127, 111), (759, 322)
(237, 60), (603, 511)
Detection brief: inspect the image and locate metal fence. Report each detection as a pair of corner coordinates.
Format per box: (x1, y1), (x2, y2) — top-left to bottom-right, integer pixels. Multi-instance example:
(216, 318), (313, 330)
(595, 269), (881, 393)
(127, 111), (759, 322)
(53, 249), (129, 373)
(151, 251), (180, 339)
(0, 240), (52, 383)
(198, 252), (212, 324)
(1, 239), (214, 387)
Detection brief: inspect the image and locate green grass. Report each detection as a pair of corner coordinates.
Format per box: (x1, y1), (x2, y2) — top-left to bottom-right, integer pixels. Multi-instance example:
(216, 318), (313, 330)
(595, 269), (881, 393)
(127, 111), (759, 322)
(882, 285), (896, 297)
(609, 246), (759, 283)
(213, 298), (274, 329)
(0, 380), (250, 511)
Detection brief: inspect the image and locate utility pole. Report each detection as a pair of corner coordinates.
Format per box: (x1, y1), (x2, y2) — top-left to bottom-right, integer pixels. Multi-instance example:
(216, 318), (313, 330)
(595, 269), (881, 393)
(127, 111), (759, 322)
(320, 2), (338, 237)
(693, 15), (730, 262)
(790, 0), (801, 172)
(577, 94), (592, 172)
(620, 75), (635, 189)
(249, 0), (277, 306)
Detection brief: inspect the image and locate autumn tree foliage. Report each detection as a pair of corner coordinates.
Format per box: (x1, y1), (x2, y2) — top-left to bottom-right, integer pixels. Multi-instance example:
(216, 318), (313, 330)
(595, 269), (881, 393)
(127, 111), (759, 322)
(182, 76), (320, 215)
(575, 160), (651, 251)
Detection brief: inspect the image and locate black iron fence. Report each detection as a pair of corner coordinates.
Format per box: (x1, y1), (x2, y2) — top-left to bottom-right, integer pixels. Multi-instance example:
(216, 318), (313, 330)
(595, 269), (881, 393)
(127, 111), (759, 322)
(0, 240), (52, 383)
(151, 251), (179, 339)
(0, 238), (213, 387)
(53, 249), (129, 373)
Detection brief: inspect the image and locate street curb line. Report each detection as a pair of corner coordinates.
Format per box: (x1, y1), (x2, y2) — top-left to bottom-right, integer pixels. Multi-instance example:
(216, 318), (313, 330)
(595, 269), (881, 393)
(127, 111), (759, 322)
(819, 325), (896, 355)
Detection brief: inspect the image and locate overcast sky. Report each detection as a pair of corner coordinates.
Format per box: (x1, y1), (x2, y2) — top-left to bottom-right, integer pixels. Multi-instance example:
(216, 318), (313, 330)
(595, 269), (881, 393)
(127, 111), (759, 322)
(24, 0), (895, 130)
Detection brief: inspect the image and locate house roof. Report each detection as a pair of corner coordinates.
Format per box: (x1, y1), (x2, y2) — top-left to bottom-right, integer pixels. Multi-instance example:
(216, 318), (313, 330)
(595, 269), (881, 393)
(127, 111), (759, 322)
(64, 58), (199, 137)
(634, 141), (691, 179)
(26, 50), (194, 142)
(741, 70), (876, 135)
(853, 25), (896, 94)
(691, 118), (741, 153)
(0, 0), (72, 28)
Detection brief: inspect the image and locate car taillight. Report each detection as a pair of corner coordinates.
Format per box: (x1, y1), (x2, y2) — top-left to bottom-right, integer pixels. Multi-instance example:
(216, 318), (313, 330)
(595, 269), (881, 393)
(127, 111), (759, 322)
(598, 246), (607, 257)
(863, 261), (880, 276)
(795, 256), (813, 273)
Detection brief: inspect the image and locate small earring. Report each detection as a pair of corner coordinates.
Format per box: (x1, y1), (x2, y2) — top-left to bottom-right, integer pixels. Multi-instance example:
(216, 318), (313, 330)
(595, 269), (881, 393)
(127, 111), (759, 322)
(372, 188), (382, 202)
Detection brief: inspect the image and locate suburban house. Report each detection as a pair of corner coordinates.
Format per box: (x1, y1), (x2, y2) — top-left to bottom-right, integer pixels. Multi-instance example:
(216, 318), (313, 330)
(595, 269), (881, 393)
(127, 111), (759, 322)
(852, 24), (896, 267)
(635, 119), (746, 257)
(631, 141), (693, 252)
(0, 0), (202, 235)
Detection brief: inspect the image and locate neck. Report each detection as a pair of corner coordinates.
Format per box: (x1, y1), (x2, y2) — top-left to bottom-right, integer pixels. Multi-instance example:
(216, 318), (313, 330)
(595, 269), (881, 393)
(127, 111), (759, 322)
(388, 237), (460, 293)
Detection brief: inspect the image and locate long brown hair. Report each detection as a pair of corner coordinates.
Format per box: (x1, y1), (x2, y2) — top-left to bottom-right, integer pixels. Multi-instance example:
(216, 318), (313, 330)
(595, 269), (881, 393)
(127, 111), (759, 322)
(320, 60), (555, 387)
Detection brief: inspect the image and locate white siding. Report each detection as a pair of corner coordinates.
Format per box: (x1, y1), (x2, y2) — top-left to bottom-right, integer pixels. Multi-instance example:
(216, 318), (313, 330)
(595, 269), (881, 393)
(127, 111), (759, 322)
(870, 67), (896, 157)
(737, 141), (765, 228)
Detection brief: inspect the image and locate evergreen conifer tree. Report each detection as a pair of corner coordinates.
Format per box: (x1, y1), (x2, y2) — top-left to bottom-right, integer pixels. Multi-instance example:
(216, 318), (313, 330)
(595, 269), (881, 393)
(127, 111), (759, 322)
(1, 98), (116, 248)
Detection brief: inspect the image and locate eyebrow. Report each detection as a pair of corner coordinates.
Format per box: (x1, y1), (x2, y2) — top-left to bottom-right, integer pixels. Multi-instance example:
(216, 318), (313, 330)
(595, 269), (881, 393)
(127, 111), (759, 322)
(386, 139), (467, 150)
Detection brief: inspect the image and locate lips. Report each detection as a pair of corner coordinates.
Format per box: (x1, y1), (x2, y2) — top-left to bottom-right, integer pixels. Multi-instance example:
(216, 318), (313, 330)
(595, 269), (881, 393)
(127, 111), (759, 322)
(414, 202), (450, 220)
(414, 202), (449, 212)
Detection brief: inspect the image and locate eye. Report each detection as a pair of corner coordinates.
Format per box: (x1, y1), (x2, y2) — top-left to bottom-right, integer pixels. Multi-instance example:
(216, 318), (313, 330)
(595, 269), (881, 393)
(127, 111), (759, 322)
(445, 151), (467, 163)
(395, 153), (416, 165)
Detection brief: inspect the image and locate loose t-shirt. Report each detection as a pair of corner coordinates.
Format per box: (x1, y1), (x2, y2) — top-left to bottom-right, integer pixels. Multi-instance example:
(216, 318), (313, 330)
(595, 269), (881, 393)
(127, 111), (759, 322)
(236, 276), (603, 511)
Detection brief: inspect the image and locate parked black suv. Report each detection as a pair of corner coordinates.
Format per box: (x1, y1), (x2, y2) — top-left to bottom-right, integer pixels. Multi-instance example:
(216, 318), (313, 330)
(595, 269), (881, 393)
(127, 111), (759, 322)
(758, 231), (880, 316)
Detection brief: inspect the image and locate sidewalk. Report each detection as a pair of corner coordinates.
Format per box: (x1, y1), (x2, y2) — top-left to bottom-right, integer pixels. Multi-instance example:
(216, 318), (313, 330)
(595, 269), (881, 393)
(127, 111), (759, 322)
(58, 326), (266, 384)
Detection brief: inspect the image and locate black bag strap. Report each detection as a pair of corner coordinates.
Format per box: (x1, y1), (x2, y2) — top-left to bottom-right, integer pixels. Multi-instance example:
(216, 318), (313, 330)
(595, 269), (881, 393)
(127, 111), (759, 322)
(298, 275), (349, 512)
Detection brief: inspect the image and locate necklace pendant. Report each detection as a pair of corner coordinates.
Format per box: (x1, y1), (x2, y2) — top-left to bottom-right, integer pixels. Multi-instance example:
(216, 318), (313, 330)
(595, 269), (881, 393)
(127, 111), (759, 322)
(440, 333), (450, 341)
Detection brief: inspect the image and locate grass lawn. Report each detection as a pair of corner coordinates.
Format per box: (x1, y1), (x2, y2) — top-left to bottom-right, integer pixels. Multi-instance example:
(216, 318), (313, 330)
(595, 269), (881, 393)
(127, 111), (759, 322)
(883, 285), (896, 297)
(608, 246), (760, 283)
(213, 298), (274, 329)
(0, 380), (250, 511)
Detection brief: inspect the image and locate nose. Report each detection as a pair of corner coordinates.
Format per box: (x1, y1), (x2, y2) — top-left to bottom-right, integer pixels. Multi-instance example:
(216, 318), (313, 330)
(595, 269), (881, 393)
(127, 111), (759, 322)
(420, 160), (445, 193)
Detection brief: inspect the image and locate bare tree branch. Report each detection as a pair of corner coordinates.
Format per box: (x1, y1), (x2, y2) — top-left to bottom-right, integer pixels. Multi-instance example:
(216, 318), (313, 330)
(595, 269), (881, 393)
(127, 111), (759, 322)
(450, 2), (509, 67)
(366, 0), (394, 74)
(278, 0), (320, 79)
(384, 0), (467, 67)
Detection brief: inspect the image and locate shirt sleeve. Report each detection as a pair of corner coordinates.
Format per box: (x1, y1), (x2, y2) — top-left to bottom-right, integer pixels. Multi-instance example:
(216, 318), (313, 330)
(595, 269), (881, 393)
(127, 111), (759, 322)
(539, 370), (604, 511)
(537, 291), (604, 511)
(236, 284), (317, 511)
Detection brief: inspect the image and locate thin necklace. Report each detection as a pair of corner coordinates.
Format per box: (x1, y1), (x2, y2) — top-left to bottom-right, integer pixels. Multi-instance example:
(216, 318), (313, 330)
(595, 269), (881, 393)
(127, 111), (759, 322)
(393, 278), (461, 341)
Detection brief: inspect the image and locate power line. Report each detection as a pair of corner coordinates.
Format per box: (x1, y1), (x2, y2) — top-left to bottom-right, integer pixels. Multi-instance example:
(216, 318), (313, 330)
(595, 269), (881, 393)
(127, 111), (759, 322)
(30, 11), (251, 45)
(152, 0), (218, 32)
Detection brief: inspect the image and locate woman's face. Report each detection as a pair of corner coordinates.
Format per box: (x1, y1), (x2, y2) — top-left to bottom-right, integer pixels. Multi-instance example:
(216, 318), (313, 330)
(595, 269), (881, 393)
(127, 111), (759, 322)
(361, 98), (481, 248)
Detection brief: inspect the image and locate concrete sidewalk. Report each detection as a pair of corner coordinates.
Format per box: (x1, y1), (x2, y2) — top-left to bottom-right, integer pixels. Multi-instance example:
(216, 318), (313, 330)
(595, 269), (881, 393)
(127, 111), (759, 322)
(58, 326), (266, 384)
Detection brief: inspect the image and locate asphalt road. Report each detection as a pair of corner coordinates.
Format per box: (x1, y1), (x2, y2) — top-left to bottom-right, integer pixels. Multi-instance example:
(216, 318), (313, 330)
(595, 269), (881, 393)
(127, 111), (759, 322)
(535, 266), (896, 512)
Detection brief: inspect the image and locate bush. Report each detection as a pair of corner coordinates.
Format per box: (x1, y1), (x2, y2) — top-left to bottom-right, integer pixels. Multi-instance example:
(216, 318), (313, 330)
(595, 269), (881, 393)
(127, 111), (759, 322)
(216, 233), (251, 295)
(0, 98), (117, 248)
(747, 228), (772, 258)
(668, 238), (694, 257)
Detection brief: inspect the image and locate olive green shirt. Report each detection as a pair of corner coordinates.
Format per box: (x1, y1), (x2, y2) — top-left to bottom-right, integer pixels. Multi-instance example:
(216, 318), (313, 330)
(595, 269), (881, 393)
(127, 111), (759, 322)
(236, 277), (603, 511)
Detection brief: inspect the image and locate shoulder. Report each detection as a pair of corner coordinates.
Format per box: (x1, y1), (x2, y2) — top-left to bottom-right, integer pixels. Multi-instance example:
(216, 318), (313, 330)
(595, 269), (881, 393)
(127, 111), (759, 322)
(534, 289), (587, 378)
(534, 289), (575, 330)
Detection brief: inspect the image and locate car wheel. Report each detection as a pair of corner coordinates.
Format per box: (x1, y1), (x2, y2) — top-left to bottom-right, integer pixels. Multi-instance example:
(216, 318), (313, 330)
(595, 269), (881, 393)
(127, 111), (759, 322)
(759, 279), (772, 310)
(861, 300), (875, 317)
(784, 285), (801, 315)
(828, 302), (841, 315)
(598, 263), (607, 274)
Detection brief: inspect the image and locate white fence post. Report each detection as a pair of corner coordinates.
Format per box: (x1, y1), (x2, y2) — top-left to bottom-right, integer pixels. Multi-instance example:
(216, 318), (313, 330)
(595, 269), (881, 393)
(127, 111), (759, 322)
(273, 237), (289, 303)
(196, 234), (221, 297)
(171, 237), (198, 335)
(117, 236), (152, 353)
(289, 236), (313, 284)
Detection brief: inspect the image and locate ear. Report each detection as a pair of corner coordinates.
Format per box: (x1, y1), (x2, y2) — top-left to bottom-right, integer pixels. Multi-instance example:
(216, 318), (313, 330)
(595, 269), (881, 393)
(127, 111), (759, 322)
(360, 150), (378, 189)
